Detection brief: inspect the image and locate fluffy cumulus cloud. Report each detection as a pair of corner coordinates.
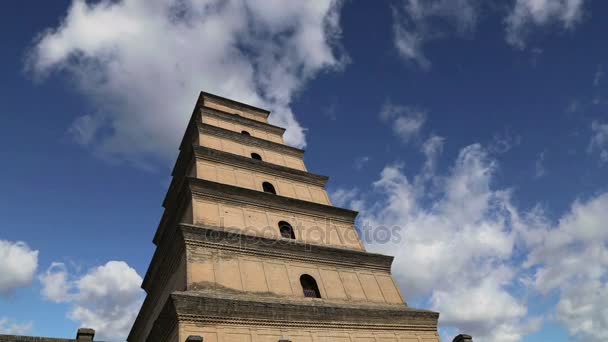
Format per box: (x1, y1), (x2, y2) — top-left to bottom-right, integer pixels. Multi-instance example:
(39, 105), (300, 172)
(0, 240), (38, 296)
(589, 121), (608, 163)
(524, 193), (608, 341)
(347, 142), (537, 341)
(0, 318), (33, 335)
(28, 0), (346, 166)
(380, 102), (427, 142)
(506, 0), (586, 48)
(335, 126), (608, 340)
(39, 261), (144, 341)
(391, 0), (478, 68)
(39, 262), (73, 303)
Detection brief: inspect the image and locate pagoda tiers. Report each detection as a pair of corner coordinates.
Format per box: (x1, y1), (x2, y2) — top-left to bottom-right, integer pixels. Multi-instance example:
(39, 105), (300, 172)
(128, 92), (441, 342)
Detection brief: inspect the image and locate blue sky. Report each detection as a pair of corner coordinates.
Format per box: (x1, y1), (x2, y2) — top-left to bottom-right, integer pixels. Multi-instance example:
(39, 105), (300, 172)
(1, 1), (607, 341)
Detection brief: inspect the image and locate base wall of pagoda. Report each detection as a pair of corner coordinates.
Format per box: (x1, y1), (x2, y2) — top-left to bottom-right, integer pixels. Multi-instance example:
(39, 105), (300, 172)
(178, 322), (441, 342)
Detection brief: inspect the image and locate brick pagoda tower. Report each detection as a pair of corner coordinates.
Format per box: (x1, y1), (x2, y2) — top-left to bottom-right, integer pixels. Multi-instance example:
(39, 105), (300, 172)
(128, 92), (441, 342)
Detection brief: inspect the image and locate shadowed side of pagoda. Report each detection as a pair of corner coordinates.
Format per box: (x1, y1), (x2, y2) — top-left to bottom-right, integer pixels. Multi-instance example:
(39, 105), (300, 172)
(128, 92), (440, 342)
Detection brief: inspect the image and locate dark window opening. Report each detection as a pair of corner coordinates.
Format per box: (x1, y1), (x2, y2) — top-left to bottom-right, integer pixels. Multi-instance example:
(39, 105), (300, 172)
(251, 153), (262, 161)
(262, 182), (276, 195)
(300, 274), (321, 298)
(241, 130), (251, 136)
(279, 221), (295, 239)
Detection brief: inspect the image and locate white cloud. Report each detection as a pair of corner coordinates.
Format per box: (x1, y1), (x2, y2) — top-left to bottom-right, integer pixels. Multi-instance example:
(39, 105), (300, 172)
(506, 0), (586, 48)
(40, 261), (144, 342)
(330, 187), (359, 208)
(0, 240), (38, 296)
(392, 0), (478, 68)
(39, 262), (72, 303)
(349, 132), (608, 340)
(28, 0), (346, 166)
(355, 144), (539, 341)
(392, 0), (587, 65)
(0, 318), (33, 335)
(589, 121), (608, 163)
(420, 135), (444, 173)
(524, 193), (608, 341)
(380, 102), (427, 142)
(431, 273), (543, 342)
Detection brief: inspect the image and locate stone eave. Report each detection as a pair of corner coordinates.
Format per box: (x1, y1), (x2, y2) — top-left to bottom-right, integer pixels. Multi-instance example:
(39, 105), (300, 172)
(168, 291), (439, 330)
(163, 146), (194, 208)
(197, 122), (305, 158)
(163, 144), (327, 209)
(142, 220), (186, 292)
(181, 224), (393, 271)
(194, 145), (328, 186)
(197, 91), (271, 118)
(188, 177), (356, 220)
(154, 177), (358, 245)
(200, 107), (285, 135)
(134, 222), (186, 341)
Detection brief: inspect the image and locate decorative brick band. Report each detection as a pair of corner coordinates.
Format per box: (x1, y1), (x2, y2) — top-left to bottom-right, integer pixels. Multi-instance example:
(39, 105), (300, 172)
(197, 91), (270, 118)
(193, 146), (328, 186)
(169, 291), (439, 330)
(156, 176), (358, 245)
(163, 144), (329, 210)
(198, 122), (304, 158)
(187, 178), (357, 222)
(201, 107), (285, 135)
(180, 224), (393, 271)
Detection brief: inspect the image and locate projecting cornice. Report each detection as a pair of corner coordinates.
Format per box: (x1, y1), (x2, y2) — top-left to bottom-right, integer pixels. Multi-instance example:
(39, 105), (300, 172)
(155, 177), (358, 245)
(188, 177), (356, 221)
(163, 144), (327, 209)
(197, 122), (305, 158)
(197, 91), (270, 118)
(194, 146), (328, 186)
(156, 291), (439, 332)
(182, 224), (392, 271)
(200, 107), (285, 135)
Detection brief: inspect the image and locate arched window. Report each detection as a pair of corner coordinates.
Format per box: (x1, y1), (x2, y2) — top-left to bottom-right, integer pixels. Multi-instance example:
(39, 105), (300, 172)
(251, 153), (262, 161)
(278, 221), (295, 239)
(262, 182), (276, 195)
(300, 274), (321, 298)
(241, 130), (251, 136)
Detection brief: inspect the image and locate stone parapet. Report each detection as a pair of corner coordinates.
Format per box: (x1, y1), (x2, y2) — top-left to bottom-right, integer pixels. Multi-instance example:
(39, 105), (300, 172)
(0, 328), (96, 342)
(150, 290), (439, 335)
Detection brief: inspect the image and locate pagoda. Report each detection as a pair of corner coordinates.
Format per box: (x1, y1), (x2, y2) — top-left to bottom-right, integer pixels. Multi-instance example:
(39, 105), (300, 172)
(128, 92), (441, 342)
